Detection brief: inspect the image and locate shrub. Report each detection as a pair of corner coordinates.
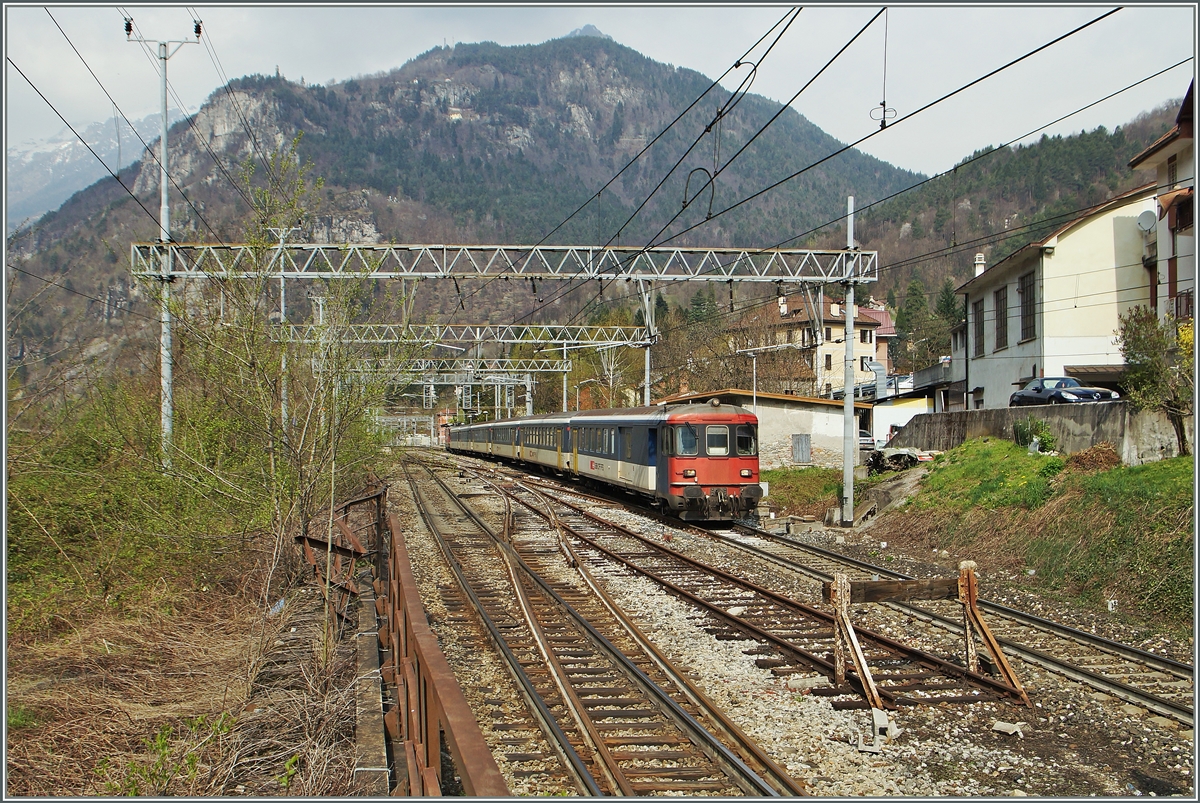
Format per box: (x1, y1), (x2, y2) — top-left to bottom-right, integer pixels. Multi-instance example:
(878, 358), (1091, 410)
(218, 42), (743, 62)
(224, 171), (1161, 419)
(1013, 415), (1057, 452)
(1038, 456), (1066, 478)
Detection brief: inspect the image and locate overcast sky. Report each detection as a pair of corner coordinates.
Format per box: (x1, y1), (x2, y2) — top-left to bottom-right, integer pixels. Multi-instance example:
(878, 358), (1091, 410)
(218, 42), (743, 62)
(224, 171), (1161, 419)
(4, 4), (1196, 177)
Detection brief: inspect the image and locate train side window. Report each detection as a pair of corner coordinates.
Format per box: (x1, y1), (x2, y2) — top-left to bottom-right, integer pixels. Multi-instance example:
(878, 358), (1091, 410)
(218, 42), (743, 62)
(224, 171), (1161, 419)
(736, 425), (757, 456)
(706, 425), (729, 456)
(675, 424), (698, 456)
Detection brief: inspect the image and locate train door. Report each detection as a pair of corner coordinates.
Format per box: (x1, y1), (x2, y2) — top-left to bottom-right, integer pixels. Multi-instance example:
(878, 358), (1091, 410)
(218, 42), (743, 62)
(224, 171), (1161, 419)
(617, 427), (631, 482)
(647, 427), (657, 491)
(655, 426), (670, 497)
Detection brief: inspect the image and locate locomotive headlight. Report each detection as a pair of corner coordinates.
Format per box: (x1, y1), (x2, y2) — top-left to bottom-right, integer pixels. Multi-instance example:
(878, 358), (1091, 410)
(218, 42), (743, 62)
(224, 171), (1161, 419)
(740, 469), (752, 478)
(683, 469), (696, 478)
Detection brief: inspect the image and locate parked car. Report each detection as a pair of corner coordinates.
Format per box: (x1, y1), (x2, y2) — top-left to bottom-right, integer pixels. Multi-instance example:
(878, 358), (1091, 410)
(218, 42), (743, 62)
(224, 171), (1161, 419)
(1008, 377), (1120, 406)
(858, 429), (876, 448)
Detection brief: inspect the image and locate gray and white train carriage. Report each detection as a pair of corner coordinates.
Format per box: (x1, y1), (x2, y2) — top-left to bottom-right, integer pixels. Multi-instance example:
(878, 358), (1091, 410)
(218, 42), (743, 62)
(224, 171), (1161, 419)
(448, 401), (762, 521)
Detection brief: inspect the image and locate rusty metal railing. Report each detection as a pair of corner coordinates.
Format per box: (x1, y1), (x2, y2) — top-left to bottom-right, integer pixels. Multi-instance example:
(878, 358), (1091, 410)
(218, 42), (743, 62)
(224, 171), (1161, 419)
(375, 509), (509, 796)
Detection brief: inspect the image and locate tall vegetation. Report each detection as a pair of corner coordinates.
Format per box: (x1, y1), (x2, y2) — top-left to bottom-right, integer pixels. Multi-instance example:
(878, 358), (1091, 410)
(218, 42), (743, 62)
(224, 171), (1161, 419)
(6, 138), (399, 640)
(1116, 306), (1193, 456)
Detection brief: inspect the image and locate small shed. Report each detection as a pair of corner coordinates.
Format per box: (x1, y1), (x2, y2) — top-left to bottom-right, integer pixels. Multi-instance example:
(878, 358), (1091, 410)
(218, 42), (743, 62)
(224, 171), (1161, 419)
(656, 388), (871, 469)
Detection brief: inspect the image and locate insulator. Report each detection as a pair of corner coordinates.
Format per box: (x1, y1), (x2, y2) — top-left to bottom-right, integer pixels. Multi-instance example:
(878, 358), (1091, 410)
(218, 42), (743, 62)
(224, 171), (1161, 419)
(194, 20), (202, 38)
(124, 18), (133, 35)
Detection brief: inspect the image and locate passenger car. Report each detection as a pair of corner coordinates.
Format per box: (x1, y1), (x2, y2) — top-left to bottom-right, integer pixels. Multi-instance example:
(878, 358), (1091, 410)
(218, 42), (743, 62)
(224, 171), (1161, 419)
(858, 429), (876, 448)
(1008, 377), (1120, 406)
(447, 400), (762, 521)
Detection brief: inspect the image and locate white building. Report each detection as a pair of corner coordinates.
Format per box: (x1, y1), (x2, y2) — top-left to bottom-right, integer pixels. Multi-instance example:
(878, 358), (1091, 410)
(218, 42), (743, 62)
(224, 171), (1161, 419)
(1128, 81), (1194, 323)
(955, 184), (1158, 409)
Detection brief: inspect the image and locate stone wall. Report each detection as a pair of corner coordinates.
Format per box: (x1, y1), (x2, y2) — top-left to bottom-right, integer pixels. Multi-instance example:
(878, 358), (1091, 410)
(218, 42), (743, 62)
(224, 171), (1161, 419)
(888, 402), (1190, 465)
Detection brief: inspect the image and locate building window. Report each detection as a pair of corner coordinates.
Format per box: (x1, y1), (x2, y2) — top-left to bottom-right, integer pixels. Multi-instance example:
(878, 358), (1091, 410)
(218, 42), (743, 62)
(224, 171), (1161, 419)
(825, 326), (832, 342)
(1177, 196), (1193, 231)
(860, 329), (871, 343)
(1018, 271), (1036, 341)
(860, 356), (870, 372)
(824, 353), (833, 371)
(1168, 155), (1178, 187)
(972, 299), (984, 357)
(994, 286), (1008, 350)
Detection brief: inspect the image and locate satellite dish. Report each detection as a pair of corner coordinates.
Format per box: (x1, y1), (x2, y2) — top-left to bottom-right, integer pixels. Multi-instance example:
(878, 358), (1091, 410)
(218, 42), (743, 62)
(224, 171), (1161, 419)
(1137, 210), (1157, 232)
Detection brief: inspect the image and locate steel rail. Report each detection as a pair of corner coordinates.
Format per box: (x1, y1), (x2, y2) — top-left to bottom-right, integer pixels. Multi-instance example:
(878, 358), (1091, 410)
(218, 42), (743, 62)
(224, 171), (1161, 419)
(426, 465), (782, 797)
(519, 486), (1025, 707)
(510, 480), (809, 797)
(717, 524), (1195, 726)
(402, 462), (603, 795)
(522, 475), (1195, 719)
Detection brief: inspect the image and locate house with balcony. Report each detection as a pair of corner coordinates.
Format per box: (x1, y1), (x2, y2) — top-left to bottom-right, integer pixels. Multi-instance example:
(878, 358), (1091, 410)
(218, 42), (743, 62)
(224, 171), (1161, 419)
(954, 183), (1158, 409)
(1128, 80), (1194, 323)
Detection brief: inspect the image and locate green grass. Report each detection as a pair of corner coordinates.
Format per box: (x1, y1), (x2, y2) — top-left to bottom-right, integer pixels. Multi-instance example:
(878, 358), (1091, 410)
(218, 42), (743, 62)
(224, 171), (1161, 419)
(762, 439), (1193, 631)
(897, 438), (1193, 629)
(760, 465), (885, 516)
(7, 705), (39, 730)
(909, 437), (1058, 511)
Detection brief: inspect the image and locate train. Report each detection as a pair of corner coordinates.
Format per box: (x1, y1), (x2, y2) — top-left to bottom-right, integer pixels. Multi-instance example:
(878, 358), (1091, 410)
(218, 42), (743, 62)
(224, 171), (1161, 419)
(447, 399), (762, 521)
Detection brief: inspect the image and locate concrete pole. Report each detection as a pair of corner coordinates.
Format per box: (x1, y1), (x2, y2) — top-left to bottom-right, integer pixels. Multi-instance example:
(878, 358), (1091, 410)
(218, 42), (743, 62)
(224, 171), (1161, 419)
(280, 275), (288, 437)
(157, 42), (173, 468)
(752, 354), (758, 414)
(842, 196), (856, 527)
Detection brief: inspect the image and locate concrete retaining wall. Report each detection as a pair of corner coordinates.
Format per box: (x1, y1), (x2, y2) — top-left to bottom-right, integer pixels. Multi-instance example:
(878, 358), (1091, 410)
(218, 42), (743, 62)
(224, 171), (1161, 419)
(887, 401), (1190, 465)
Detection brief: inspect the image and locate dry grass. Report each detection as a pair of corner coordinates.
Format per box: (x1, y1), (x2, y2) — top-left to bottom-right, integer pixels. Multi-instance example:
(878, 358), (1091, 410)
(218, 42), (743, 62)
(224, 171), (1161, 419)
(6, 568), (360, 797)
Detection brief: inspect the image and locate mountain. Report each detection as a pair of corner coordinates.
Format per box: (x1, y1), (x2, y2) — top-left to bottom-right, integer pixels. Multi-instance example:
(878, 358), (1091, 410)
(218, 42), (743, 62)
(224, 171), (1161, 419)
(4, 35), (1177, 385)
(6, 110), (185, 234)
(565, 24), (612, 40)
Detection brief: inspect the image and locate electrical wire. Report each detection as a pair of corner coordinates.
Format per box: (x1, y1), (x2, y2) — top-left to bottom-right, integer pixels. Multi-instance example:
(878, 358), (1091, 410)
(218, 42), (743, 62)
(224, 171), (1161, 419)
(6, 56), (160, 227)
(551, 51), (1187, 328)
(6, 263), (160, 325)
(184, 6), (292, 200)
(45, 9), (227, 242)
(540, 8), (1122, 332)
(640, 9), (1124, 256)
(448, 7), (803, 319)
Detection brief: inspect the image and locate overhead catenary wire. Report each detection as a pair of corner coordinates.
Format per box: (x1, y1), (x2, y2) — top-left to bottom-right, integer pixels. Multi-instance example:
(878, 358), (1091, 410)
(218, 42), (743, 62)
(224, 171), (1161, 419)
(43, 9), (230, 242)
(633, 8), (1124, 257)
(447, 7), (803, 320)
(551, 49), (1186, 329)
(545, 8), (1123, 332)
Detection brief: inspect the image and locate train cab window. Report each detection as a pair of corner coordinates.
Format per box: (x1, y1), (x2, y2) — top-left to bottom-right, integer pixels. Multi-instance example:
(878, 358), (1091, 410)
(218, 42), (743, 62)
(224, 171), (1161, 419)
(706, 425), (729, 456)
(736, 425), (758, 456)
(675, 424), (699, 456)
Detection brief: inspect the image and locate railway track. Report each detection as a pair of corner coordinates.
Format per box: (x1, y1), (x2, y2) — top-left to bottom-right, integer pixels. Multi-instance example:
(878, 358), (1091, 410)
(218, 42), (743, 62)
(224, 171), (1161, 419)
(517, 472), (1194, 727)
(498, 477), (1028, 712)
(718, 523), (1196, 727)
(402, 458), (802, 796)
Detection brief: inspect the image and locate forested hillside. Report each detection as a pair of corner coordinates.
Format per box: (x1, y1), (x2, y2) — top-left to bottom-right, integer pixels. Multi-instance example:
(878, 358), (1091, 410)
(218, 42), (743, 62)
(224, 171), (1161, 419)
(5, 32), (1178, 391)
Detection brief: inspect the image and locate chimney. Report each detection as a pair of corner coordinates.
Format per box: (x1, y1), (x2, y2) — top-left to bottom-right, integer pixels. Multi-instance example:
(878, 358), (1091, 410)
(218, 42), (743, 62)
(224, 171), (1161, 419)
(974, 253), (986, 277)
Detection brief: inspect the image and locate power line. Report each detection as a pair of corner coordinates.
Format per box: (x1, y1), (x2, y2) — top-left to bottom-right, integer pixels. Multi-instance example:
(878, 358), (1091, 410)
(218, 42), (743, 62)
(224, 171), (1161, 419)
(548, 9), (1123, 332)
(556, 55), (1189, 327)
(184, 7), (292, 200)
(770, 57), (1193, 253)
(450, 7), (803, 320)
(6, 263), (160, 325)
(44, 9), (227, 242)
(643, 8), (1124, 254)
(520, 7), (872, 324)
(6, 56), (160, 227)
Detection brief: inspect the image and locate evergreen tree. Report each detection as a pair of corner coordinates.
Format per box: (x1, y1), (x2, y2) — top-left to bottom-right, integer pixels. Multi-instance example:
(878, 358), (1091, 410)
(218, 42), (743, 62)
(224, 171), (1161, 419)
(935, 277), (963, 323)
